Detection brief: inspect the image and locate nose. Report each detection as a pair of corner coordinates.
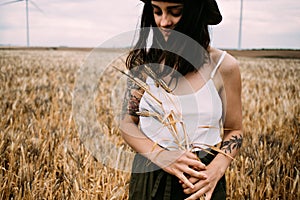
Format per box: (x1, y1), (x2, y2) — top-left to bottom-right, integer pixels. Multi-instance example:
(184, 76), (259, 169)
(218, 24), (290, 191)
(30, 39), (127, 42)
(160, 14), (172, 28)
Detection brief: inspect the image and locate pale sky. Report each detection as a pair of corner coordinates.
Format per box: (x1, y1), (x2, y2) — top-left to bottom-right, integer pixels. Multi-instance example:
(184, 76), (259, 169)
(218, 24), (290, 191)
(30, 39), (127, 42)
(0, 0), (299, 49)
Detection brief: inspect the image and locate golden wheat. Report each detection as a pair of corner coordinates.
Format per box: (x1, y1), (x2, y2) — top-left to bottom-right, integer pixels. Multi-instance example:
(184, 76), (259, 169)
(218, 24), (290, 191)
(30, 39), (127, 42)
(0, 49), (299, 199)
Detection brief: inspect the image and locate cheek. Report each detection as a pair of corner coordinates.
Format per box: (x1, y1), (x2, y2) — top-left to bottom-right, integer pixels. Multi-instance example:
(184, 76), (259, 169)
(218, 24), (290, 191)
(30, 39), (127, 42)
(154, 16), (160, 26)
(174, 17), (181, 26)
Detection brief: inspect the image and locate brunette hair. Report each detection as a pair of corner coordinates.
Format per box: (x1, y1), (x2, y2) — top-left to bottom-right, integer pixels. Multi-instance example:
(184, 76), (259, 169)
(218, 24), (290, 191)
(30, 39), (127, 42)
(126, 0), (222, 78)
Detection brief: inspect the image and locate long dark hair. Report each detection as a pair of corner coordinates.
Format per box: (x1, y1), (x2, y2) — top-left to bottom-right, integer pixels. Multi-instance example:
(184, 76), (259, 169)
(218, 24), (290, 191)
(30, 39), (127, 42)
(126, 0), (219, 78)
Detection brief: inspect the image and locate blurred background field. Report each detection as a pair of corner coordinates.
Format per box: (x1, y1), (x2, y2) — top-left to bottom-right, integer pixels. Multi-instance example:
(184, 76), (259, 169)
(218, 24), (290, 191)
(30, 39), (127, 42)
(0, 48), (299, 199)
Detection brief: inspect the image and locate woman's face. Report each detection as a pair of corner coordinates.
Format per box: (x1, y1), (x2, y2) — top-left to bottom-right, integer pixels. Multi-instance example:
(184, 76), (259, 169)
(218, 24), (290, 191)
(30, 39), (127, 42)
(151, 1), (183, 41)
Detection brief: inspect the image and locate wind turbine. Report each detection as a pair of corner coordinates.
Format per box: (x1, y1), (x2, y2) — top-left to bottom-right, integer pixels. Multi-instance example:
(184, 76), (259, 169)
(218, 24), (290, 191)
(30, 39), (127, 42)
(0, 0), (44, 47)
(238, 0), (243, 50)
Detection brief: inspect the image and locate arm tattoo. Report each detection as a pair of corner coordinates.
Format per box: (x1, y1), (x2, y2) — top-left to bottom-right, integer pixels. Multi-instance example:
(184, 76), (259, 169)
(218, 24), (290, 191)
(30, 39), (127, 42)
(220, 134), (243, 154)
(121, 73), (145, 119)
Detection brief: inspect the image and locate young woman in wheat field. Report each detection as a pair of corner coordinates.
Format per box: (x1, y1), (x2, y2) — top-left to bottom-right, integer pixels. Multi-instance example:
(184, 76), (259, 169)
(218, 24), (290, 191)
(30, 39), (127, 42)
(120, 0), (243, 199)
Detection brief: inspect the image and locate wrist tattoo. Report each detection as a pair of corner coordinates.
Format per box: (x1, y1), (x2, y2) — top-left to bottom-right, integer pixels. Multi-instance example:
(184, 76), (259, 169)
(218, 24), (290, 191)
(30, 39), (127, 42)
(221, 134), (243, 154)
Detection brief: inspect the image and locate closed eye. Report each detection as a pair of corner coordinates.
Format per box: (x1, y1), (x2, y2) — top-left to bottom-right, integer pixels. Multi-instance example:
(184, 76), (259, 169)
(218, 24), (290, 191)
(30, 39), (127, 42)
(170, 8), (182, 17)
(152, 5), (162, 16)
(154, 10), (162, 16)
(152, 4), (183, 17)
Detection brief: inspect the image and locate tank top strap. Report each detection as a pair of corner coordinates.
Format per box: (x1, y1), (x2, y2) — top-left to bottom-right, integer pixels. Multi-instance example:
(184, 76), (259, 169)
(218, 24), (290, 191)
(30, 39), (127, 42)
(210, 51), (227, 79)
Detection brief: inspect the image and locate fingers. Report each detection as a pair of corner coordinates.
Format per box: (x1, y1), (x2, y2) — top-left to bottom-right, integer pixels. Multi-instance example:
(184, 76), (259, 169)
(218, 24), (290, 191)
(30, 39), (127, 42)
(185, 152), (206, 170)
(155, 150), (204, 169)
(184, 167), (207, 180)
(176, 168), (207, 191)
(185, 192), (212, 200)
(162, 151), (208, 189)
(179, 151), (206, 171)
(184, 179), (215, 198)
(185, 151), (199, 160)
(181, 176), (199, 189)
(164, 166), (196, 189)
(177, 159), (207, 181)
(172, 166), (206, 190)
(187, 159), (206, 171)
(184, 186), (213, 200)
(184, 179), (206, 194)
(177, 172), (195, 190)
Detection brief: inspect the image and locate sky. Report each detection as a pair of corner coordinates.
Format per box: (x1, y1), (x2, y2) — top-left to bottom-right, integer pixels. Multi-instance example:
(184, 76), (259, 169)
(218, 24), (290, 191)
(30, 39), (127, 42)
(0, 0), (299, 49)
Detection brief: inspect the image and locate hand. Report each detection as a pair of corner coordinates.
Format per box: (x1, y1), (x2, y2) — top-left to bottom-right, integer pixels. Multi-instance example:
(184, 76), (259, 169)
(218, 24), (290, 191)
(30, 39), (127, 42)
(152, 150), (207, 189)
(181, 163), (225, 200)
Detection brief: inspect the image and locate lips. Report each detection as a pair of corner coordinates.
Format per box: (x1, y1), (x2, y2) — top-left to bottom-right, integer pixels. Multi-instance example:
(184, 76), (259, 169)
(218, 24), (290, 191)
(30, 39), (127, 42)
(160, 28), (172, 36)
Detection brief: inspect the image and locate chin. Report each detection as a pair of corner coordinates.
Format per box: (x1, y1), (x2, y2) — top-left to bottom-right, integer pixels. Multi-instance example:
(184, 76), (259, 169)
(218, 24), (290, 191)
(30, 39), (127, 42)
(162, 33), (171, 41)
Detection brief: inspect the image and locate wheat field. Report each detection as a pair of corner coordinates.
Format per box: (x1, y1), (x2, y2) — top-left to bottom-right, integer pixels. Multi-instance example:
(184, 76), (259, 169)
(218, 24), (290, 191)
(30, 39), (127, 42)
(0, 49), (299, 199)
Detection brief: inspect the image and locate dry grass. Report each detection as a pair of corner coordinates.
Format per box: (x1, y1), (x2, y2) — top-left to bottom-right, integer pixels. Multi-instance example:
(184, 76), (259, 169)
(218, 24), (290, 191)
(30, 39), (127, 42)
(0, 49), (299, 199)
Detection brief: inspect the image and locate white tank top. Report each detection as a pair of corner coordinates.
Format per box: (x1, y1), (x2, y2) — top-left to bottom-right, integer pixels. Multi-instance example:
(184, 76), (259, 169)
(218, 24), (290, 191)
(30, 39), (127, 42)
(139, 51), (226, 151)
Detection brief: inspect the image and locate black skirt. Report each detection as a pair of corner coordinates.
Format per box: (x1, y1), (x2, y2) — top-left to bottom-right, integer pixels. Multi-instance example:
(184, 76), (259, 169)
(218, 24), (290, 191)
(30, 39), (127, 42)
(128, 150), (226, 200)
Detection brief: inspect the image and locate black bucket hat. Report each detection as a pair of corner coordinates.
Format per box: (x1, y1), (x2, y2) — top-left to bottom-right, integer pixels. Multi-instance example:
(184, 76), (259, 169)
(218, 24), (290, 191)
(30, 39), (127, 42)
(140, 0), (222, 25)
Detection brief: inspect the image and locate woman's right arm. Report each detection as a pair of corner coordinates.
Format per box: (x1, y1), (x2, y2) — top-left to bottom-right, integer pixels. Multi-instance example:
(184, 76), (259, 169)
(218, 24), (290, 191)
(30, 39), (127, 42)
(120, 114), (162, 158)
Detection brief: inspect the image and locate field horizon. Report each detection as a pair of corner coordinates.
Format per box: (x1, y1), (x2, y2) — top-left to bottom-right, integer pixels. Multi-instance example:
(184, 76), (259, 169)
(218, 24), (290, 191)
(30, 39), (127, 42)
(1, 46), (300, 59)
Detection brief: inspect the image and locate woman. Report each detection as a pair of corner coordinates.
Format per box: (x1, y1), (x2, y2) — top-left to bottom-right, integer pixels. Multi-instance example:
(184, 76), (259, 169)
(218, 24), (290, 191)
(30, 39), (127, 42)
(120, 0), (243, 199)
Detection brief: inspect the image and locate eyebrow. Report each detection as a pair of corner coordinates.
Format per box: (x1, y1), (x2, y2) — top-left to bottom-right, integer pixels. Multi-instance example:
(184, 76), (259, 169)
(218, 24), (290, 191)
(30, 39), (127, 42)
(152, 4), (183, 10)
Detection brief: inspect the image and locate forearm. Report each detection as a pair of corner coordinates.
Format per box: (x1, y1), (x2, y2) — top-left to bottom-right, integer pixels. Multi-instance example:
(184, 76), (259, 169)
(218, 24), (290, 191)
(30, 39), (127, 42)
(120, 119), (164, 162)
(221, 129), (243, 157)
(210, 129), (243, 177)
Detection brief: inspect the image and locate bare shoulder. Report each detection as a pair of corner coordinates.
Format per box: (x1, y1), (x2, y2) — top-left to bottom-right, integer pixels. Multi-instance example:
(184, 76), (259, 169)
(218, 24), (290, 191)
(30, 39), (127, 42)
(219, 52), (242, 93)
(219, 52), (240, 78)
(208, 47), (241, 82)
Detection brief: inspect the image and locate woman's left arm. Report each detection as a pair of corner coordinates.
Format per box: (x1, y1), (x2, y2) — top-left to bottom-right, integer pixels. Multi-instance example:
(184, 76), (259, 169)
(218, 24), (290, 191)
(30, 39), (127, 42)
(183, 55), (243, 200)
